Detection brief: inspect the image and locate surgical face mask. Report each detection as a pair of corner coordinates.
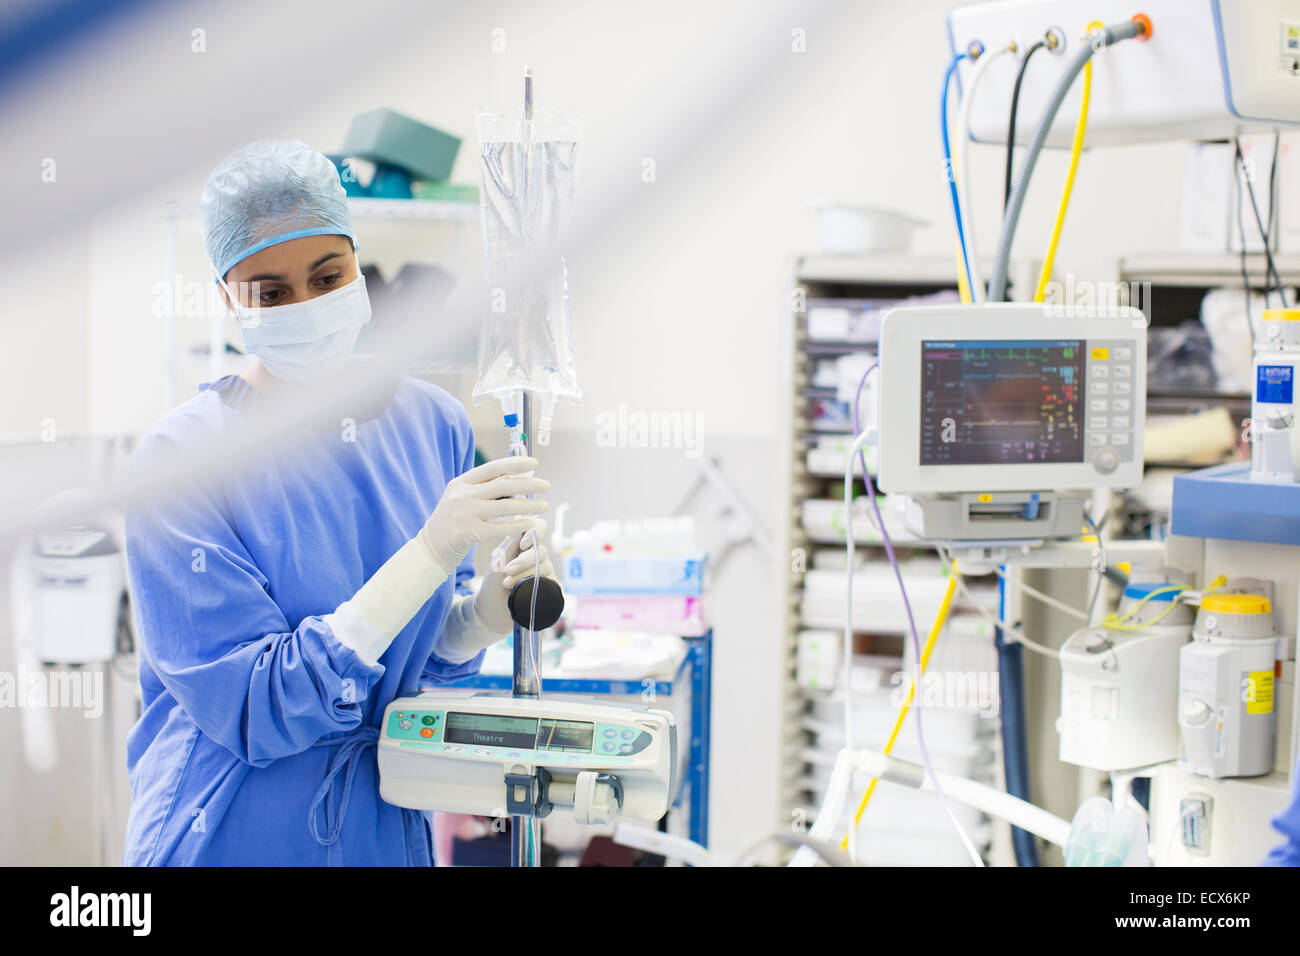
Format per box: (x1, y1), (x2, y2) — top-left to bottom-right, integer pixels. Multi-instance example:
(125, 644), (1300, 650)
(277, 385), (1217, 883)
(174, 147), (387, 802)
(215, 262), (372, 384)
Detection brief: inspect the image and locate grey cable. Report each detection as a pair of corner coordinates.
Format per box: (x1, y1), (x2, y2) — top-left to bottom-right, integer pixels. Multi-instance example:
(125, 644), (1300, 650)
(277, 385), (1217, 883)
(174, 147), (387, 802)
(988, 20), (1144, 302)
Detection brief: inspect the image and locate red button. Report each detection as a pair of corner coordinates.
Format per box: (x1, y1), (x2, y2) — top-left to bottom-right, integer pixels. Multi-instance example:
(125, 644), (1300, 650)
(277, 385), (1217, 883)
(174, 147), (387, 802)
(421, 728), (434, 738)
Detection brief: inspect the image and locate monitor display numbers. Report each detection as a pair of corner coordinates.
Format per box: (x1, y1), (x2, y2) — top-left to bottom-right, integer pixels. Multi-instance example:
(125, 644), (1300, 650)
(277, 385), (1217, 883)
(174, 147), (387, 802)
(442, 712), (596, 752)
(920, 340), (1085, 465)
(537, 718), (595, 753)
(444, 713), (539, 749)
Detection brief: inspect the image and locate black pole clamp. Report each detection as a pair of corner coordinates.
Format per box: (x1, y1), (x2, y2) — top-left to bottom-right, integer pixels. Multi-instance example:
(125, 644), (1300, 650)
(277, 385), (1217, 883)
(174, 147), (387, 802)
(504, 767), (553, 818)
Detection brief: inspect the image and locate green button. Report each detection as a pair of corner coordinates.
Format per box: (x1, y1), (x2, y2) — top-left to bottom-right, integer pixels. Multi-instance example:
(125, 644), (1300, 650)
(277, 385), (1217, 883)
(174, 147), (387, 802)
(422, 715), (435, 726)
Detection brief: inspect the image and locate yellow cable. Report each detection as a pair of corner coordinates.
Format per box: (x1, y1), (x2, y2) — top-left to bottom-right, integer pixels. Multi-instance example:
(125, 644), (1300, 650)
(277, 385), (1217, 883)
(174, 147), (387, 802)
(954, 235), (972, 304)
(1101, 584), (1183, 631)
(1033, 29), (1095, 303)
(839, 572), (958, 850)
(1100, 575), (1228, 632)
(1102, 582), (1184, 629)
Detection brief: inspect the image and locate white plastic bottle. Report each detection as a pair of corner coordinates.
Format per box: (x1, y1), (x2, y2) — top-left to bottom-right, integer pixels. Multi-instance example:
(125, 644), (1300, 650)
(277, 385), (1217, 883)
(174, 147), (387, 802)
(1250, 309), (1300, 482)
(1177, 593), (1279, 778)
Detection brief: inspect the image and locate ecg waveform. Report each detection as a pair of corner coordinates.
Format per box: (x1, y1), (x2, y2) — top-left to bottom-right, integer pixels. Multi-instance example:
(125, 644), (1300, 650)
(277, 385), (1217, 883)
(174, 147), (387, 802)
(919, 341), (1085, 466)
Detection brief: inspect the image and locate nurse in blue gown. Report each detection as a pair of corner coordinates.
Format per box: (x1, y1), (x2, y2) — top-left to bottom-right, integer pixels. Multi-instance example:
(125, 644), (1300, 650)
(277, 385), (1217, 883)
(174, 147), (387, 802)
(122, 140), (553, 865)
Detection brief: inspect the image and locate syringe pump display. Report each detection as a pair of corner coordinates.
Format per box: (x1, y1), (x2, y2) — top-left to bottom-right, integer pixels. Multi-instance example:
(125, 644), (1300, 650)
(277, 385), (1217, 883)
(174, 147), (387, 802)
(378, 691), (677, 825)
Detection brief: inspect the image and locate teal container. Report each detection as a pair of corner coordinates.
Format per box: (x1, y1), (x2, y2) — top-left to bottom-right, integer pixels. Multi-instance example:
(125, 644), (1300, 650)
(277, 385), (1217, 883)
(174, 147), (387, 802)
(340, 108), (461, 182)
(368, 163), (413, 199)
(326, 154), (366, 197)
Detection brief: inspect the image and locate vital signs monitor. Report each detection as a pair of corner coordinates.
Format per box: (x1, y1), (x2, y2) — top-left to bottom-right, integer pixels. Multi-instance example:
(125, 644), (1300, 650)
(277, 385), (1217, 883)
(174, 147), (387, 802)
(877, 304), (1148, 495)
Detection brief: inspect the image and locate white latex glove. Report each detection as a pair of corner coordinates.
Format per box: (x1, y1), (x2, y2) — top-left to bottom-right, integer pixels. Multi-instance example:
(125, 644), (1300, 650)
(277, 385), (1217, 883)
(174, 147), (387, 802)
(326, 456), (548, 665)
(433, 521), (560, 663)
(417, 456), (549, 575)
(476, 521), (557, 635)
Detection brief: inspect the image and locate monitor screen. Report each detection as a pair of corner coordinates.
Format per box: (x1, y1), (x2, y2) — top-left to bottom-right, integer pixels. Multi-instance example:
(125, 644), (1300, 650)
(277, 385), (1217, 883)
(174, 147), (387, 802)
(536, 718), (595, 753)
(444, 713), (540, 749)
(919, 340), (1084, 465)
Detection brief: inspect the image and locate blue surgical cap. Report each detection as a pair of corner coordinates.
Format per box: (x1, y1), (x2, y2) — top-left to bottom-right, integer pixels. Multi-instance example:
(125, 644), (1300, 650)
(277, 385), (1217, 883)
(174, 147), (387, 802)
(200, 140), (356, 279)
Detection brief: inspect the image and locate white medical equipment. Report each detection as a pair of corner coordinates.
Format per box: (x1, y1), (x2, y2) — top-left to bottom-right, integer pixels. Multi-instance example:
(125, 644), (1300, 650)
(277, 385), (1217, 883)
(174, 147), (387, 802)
(875, 303), (1147, 539)
(1057, 577), (1193, 771)
(949, 0), (1300, 148)
(9, 518), (128, 774)
(26, 528), (125, 664)
(1148, 763), (1294, 864)
(378, 691), (676, 825)
(8, 496), (136, 866)
(1178, 591), (1282, 778)
(1251, 309), (1300, 482)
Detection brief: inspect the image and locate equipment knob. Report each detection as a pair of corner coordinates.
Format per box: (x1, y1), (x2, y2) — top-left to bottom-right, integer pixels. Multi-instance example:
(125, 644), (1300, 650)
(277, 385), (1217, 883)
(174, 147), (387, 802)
(1093, 449), (1119, 474)
(509, 576), (565, 630)
(1180, 699), (1212, 726)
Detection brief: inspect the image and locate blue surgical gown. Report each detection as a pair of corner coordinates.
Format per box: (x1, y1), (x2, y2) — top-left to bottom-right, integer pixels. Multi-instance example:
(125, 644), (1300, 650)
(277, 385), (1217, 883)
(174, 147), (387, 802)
(1264, 768), (1300, 866)
(122, 372), (483, 865)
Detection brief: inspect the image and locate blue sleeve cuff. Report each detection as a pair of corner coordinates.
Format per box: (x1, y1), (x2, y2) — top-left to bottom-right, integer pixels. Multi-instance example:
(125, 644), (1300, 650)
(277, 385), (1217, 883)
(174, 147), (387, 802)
(308, 616), (388, 724)
(420, 646), (486, 688)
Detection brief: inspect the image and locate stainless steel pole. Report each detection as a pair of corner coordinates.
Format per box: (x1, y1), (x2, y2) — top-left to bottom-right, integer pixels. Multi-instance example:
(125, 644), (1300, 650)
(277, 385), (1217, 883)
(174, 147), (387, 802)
(509, 65), (542, 869)
(509, 394), (542, 867)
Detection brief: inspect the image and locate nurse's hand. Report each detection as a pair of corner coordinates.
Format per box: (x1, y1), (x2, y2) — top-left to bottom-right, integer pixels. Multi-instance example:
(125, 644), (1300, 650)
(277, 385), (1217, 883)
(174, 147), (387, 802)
(417, 456), (549, 575)
(474, 522), (557, 635)
(495, 522), (556, 589)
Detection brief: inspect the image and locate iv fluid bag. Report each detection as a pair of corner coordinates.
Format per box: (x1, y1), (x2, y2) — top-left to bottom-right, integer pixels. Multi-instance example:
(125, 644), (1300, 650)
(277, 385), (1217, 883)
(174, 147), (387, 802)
(473, 109), (582, 407)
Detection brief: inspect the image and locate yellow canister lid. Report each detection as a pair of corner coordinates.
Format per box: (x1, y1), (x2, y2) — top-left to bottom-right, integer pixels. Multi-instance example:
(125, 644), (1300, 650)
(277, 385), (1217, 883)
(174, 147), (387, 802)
(1201, 593), (1272, 614)
(1261, 309), (1300, 322)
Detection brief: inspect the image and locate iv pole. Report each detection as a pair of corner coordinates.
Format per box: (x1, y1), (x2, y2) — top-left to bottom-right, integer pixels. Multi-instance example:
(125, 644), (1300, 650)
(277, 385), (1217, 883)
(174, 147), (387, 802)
(498, 66), (567, 868)
(509, 66), (542, 868)
(510, 391), (541, 867)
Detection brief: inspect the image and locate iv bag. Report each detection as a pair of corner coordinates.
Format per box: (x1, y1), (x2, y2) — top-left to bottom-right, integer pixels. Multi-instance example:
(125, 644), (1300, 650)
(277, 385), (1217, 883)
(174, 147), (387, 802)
(473, 108), (583, 426)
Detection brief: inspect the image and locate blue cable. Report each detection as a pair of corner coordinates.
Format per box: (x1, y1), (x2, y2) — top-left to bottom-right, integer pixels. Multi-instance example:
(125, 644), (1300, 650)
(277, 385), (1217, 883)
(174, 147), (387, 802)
(941, 52), (974, 296)
(995, 570), (1041, 867)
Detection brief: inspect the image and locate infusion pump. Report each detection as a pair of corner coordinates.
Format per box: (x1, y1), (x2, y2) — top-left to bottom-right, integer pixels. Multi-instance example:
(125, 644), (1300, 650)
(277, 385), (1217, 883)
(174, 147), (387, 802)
(876, 304), (1147, 539)
(378, 691), (677, 825)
